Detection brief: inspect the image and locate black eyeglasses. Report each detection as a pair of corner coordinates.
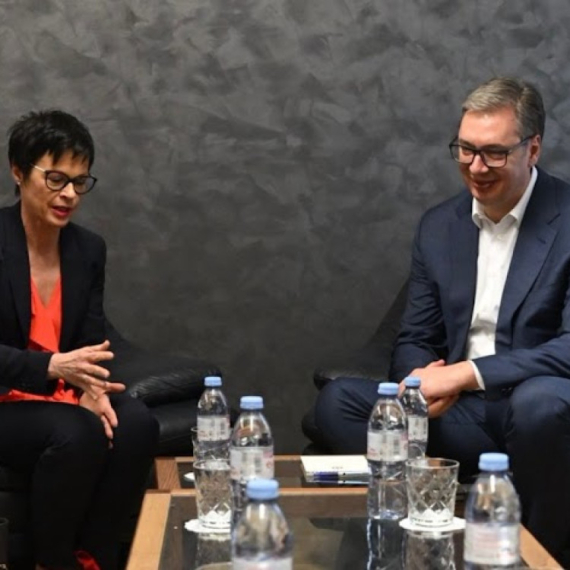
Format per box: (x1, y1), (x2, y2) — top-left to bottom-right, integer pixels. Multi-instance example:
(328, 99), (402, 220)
(31, 164), (97, 195)
(448, 136), (533, 168)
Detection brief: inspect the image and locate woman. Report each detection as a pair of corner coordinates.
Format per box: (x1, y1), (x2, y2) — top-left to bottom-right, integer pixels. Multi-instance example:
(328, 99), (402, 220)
(0, 110), (159, 570)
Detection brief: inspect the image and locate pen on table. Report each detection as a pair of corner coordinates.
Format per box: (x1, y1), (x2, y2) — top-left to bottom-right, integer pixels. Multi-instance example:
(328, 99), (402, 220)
(311, 472), (369, 483)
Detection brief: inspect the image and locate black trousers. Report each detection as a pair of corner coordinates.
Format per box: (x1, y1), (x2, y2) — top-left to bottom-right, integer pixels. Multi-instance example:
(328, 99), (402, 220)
(314, 375), (570, 567)
(0, 393), (159, 570)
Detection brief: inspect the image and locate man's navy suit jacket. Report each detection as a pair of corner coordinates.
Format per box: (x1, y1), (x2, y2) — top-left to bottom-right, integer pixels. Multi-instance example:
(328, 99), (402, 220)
(390, 168), (570, 399)
(0, 202), (106, 396)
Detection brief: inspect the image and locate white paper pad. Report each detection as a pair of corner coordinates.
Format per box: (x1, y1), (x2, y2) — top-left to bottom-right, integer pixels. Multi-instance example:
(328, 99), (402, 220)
(300, 455), (369, 481)
(399, 516), (465, 533)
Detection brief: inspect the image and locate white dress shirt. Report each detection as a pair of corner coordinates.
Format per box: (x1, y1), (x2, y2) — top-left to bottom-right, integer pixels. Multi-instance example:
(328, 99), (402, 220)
(466, 167), (538, 389)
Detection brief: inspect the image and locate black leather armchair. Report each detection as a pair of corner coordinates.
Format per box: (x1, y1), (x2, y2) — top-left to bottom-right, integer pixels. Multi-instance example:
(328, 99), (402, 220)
(1, 319), (221, 568)
(302, 282), (408, 452)
(104, 320), (221, 456)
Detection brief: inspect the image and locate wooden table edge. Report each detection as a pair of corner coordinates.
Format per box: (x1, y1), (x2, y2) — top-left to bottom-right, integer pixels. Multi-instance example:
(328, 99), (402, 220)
(126, 492), (171, 570)
(155, 457), (181, 491)
(169, 487), (364, 499)
(171, 454), (302, 462)
(155, 455), (309, 491)
(520, 524), (563, 568)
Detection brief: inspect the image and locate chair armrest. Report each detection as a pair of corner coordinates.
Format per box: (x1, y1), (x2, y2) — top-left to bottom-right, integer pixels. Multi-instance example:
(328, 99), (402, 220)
(104, 320), (221, 407)
(313, 342), (391, 389)
(108, 347), (221, 407)
(313, 281), (409, 390)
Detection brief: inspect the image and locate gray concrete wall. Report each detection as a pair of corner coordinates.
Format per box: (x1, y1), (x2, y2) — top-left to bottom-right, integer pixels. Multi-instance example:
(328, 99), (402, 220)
(1, 0), (569, 451)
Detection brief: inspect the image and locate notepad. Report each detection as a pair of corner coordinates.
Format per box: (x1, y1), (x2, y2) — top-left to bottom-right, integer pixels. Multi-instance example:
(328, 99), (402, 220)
(300, 455), (369, 483)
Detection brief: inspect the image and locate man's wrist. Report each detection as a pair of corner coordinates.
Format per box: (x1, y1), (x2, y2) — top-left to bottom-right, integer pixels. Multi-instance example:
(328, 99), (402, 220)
(453, 361), (479, 390)
(467, 360), (485, 390)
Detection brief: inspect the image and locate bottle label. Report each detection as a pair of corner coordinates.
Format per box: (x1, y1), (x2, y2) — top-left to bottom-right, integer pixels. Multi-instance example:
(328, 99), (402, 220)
(464, 523), (520, 565)
(197, 416), (231, 441)
(408, 416), (428, 441)
(367, 430), (408, 461)
(232, 558), (292, 569)
(230, 447), (274, 481)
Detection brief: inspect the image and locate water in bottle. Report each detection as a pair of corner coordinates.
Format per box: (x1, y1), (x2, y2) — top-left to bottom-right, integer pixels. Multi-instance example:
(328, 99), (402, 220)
(367, 382), (408, 520)
(232, 478), (293, 569)
(197, 375), (231, 459)
(399, 376), (428, 459)
(367, 518), (403, 570)
(464, 452), (521, 569)
(230, 396), (274, 524)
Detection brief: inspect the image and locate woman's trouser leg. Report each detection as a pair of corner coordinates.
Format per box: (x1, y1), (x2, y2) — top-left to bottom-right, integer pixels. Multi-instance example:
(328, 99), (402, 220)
(77, 394), (159, 570)
(0, 401), (109, 568)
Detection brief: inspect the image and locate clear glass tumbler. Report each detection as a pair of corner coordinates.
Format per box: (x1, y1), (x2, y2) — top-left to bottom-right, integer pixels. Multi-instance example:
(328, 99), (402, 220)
(406, 458), (459, 527)
(402, 529), (456, 569)
(194, 459), (232, 530)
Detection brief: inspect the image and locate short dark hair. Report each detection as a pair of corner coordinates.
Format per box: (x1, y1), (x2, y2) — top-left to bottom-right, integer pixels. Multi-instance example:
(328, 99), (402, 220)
(8, 110), (95, 196)
(462, 77), (545, 140)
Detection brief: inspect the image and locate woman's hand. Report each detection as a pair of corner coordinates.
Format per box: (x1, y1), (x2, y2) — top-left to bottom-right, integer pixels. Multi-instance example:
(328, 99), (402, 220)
(48, 340), (125, 399)
(79, 390), (118, 442)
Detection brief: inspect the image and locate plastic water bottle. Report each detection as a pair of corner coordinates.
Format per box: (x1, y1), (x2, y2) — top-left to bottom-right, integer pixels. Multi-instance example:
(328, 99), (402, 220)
(232, 479), (293, 569)
(367, 518), (403, 570)
(399, 376), (428, 459)
(197, 376), (231, 457)
(230, 396), (274, 524)
(464, 453), (521, 569)
(367, 382), (408, 520)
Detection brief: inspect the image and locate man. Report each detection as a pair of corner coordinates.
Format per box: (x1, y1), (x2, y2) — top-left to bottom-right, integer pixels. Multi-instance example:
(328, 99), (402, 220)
(314, 77), (570, 565)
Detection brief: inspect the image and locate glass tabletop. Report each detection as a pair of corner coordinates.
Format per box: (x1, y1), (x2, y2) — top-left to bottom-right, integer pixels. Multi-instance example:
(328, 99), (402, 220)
(127, 492), (558, 569)
(161, 495), (467, 569)
(145, 457), (560, 569)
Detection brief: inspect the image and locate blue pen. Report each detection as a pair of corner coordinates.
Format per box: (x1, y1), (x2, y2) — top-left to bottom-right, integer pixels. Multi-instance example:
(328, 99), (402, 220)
(312, 472), (369, 484)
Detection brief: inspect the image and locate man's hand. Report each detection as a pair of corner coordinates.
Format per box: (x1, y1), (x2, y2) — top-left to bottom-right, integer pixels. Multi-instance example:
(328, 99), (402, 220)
(427, 395), (459, 418)
(79, 390), (118, 442)
(408, 360), (478, 401)
(399, 359), (478, 418)
(48, 340), (125, 399)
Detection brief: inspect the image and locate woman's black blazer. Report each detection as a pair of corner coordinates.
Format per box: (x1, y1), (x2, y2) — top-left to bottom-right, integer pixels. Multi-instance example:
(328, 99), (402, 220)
(0, 202), (106, 395)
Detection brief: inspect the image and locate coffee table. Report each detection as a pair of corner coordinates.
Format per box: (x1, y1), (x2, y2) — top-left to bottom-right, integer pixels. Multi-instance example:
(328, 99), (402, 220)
(131, 456), (561, 569)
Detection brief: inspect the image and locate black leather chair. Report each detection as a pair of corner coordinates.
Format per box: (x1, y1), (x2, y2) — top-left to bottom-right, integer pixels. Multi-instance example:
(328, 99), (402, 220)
(1, 318), (221, 569)
(302, 281), (409, 452)
(104, 320), (221, 456)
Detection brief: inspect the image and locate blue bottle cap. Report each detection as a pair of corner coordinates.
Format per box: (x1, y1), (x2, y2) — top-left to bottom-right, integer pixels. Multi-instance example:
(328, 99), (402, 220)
(246, 478), (279, 500)
(377, 382), (399, 396)
(240, 396), (264, 410)
(204, 376), (222, 387)
(479, 452), (509, 471)
(404, 376), (421, 388)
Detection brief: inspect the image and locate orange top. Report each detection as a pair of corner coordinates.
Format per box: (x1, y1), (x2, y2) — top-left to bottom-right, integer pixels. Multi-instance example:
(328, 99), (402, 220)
(0, 277), (79, 404)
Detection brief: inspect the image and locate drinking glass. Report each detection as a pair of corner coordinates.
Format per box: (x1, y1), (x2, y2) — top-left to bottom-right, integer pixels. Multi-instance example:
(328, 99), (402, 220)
(406, 458), (459, 527)
(402, 529), (456, 569)
(195, 531), (231, 566)
(194, 459), (232, 529)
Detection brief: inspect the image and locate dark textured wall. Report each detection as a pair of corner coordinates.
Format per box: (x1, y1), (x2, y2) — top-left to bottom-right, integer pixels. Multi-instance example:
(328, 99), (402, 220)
(0, 0), (569, 451)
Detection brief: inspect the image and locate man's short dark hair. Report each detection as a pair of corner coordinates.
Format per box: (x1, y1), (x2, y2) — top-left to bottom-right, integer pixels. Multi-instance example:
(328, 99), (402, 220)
(8, 110), (95, 196)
